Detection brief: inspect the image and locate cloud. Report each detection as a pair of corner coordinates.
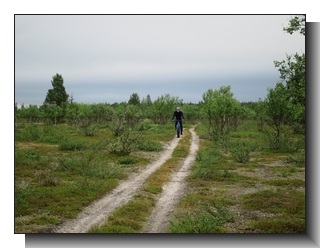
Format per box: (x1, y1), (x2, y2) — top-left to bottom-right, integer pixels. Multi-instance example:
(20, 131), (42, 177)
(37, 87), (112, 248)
(14, 14), (305, 105)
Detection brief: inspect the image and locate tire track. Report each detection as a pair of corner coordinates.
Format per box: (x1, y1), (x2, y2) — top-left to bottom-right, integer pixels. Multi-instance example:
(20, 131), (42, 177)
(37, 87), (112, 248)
(142, 127), (199, 233)
(53, 134), (183, 233)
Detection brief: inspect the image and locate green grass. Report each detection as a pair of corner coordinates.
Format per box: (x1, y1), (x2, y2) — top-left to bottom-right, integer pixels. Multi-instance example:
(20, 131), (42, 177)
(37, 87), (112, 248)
(14, 122), (171, 233)
(169, 203), (234, 233)
(242, 189), (305, 216)
(89, 194), (155, 233)
(89, 127), (193, 233)
(249, 219), (305, 233)
(137, 139), (163, 152)
(168, 121), (305, 234)
(15, 120), (305, 233)
(266, 179), (305, 188)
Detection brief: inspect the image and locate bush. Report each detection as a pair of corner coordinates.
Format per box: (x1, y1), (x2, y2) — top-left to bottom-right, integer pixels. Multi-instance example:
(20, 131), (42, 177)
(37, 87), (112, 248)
(108, 136), (136, 155)
(76, 122), (98, 137)
(191, 149), (222, 179)
(229, 141), (251, 163)
(58, 154), (125, 179)
(169, 203), (234, 233)
(137, 140), (163, 152)
(58, 139), (87, 151)
(36, 170), (59, 187)
(117, 156), (139, 165)
(15, 124), (41, 141)
(286, 149), (305, 165)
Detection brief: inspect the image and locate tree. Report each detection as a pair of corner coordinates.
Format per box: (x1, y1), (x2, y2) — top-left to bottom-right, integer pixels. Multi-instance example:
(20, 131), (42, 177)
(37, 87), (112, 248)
(202, 86), (242, 145)
(43, 74), (69, 124)
(283, 15), (305, 35)
(141, 94), (152, 105)
(108, 104), (151, 155)
(255, 99), (267, 131)
(153, 94), (183, 124)
(128, 93), (140, 105)
(41, 103), (63, 125)
(140, 94), (153, 119)
(264, 83), (290, 150)
(274, 53), (305, 129)
(44, 73), (69, 107)
(274, 15), (305, 131)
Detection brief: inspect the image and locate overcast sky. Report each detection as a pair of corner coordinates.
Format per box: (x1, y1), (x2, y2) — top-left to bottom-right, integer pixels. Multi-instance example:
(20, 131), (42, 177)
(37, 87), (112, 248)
(15, 14), (305, 105)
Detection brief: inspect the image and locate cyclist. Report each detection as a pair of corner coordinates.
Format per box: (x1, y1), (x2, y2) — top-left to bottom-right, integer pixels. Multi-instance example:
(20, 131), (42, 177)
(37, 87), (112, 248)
(172, 107), (184, 135)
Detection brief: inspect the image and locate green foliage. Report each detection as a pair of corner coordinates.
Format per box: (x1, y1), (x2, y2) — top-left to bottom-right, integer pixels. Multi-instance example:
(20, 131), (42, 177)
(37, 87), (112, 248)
(41, 103), (64, 125)
(249, 219), (305, 233)
(128, 92), (141, 105)
(15, 124), (41, 141)
(36, 170), (60, 187)
(262, 127), (304, 152)
(242, 189), (305, 216)
(90, 194), (155, 233)
(283, 15), (305, 36)
(255, 99), (267, 131)
(202, 86), (243, 146)
(15, 185), (35, 217)
(58, 154), (125, 179)
(274, 53), (305, 128)
(77, 123), (98, 136)
(108, 104), (144, 136)
(39, 125), (69, 143)
(285, 149), (305, 165)
(169, 203), (234, 233)
(266, 179), (305, 188)
(191, 148), (222, 180)
(44, 73), (69, 107)
(108, 132), (139, 155)
(153, 94), (183, 124)
(273, 15), (305, 132)
(15, 149), (52, 177)
(108, 109), (153, 155)
(144, 185), (161, 194)
(42, 73), (69, 124)
(58, 139), (87, 151)
(229, 141), (251, 163)
(141, 94), (153, 105)
(264, 83), (290, 150)
(117, 156), (139, 165)
(137, 139), (163, 152)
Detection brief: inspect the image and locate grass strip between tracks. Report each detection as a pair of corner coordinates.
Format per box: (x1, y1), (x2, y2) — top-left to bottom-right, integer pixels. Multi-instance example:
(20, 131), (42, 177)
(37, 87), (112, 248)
(88, 128), (191, 233)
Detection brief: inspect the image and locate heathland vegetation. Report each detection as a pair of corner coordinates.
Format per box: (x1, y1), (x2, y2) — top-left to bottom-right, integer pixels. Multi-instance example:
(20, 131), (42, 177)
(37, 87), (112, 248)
(14, 16), (305, 233)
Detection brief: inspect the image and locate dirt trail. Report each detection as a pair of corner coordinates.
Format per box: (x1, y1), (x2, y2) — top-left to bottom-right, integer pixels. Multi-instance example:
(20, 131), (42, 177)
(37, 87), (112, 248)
(53, 133), (183, 233)
(54, 127), (199, 233)
(142, 127), (199, 233)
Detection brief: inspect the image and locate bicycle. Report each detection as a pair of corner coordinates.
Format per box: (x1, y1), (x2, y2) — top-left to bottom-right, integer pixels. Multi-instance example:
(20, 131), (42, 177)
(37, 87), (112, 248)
(173, 119), (183, 138)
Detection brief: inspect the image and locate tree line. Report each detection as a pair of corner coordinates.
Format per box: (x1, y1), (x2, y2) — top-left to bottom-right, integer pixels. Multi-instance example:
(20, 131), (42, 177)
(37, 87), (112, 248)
(15, 16), (305, 151)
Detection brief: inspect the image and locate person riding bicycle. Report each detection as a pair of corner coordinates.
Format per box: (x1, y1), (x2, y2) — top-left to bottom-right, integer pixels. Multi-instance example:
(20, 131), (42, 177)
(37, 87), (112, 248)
(172, 107), (184, 135)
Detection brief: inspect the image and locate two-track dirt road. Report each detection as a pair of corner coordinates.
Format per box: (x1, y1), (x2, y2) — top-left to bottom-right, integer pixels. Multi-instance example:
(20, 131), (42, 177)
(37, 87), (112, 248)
(54, 127), (199, 233)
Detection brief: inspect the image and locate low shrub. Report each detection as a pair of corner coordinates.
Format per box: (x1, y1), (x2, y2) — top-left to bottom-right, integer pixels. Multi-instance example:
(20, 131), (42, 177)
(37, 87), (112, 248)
(137, 140), (163, 152)
(229, 141), (251, 163)
(117, 156), (139, 165)
(169, 203), (234, 233)
(191, 149), (222, 180)
(58, 139), (87, 151)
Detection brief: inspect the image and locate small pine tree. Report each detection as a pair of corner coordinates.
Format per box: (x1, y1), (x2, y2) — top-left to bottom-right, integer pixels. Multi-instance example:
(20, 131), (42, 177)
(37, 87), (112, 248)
(128, 93), (140, 105)
(44, 73), (69, 107)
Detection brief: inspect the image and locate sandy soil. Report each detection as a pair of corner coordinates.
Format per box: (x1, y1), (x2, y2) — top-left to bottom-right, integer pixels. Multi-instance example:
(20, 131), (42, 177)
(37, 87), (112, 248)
(53, 127), (199, 233)
(142, 127), (199, 233)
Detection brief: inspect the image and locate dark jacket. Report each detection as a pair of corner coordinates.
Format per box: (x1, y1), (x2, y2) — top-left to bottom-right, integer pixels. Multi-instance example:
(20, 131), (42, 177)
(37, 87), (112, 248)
(172, 110), (184, 121)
